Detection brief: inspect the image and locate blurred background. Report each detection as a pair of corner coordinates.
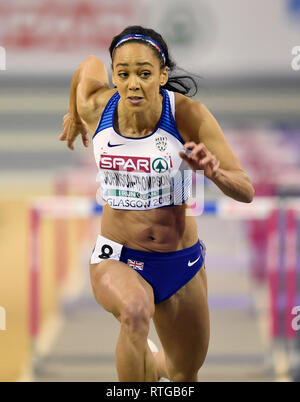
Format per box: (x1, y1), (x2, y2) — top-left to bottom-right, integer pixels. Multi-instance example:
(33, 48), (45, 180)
(0, 0), (300, 382)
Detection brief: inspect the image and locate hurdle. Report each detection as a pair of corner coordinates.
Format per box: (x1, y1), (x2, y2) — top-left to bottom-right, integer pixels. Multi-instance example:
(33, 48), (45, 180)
(28, 196), (102, 374)
(27, 195), (300, 380)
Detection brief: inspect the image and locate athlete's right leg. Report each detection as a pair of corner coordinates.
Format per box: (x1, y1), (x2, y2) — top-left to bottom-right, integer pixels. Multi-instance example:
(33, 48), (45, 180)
(89, 259), (157, 382)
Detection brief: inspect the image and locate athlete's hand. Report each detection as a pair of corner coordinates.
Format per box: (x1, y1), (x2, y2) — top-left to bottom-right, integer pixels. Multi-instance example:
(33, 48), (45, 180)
(59, 113), (89, 150)
(179, 141), (220, 179)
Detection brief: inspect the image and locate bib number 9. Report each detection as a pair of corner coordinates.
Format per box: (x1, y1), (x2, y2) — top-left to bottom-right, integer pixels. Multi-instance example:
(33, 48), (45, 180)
(98, 244), (113, 259)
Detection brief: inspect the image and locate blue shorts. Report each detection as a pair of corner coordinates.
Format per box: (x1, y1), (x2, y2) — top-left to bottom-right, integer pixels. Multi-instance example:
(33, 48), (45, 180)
(90, 235), (206, 304)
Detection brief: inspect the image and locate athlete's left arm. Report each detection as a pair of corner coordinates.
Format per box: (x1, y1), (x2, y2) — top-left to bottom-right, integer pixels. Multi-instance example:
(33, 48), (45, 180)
(176, 96), (254, 203)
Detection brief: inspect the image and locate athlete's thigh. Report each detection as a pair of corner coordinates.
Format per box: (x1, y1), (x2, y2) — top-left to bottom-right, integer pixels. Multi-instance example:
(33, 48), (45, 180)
(153, 267), (209, 372)
(90, 259), (155, 318)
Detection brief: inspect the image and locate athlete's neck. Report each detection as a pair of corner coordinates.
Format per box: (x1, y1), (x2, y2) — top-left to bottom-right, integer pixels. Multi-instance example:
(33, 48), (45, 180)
(115, 93), (163, 137)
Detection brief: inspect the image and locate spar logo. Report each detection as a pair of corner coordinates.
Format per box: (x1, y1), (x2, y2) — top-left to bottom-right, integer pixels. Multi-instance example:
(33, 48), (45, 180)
(100, 155), (151, 172)
(100, 155), (170, 173)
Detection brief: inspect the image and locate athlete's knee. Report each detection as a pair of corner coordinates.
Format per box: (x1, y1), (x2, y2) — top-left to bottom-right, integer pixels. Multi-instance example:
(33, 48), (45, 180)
(120, 298), (153, 339)
(171, 370), (199, 382)
(167, 354), (206, 382)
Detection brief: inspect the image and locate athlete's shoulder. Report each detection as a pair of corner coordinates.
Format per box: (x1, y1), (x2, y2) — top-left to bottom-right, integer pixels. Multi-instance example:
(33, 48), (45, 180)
(95, 88), (119, 122)
(174, 92), (208, 136)
(174, 92), (206, 117)
(82, 88), (118, 134)
(99, 88), (119, 104)
(95, 88), (119, 115)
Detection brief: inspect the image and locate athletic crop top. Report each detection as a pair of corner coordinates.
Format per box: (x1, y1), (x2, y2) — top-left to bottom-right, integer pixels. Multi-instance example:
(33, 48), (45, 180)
(92, 89), (192, 210)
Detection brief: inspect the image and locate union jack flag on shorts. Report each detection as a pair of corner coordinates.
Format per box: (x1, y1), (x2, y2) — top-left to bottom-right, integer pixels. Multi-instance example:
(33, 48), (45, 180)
(127, 259), (144, 271)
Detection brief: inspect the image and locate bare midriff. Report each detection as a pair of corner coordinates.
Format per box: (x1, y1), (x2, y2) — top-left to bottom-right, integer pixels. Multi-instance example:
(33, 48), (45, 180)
(100, 203), (199, 252)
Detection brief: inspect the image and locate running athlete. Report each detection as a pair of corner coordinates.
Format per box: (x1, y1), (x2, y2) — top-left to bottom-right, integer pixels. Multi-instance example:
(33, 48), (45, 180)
(59, 26), (254, 382)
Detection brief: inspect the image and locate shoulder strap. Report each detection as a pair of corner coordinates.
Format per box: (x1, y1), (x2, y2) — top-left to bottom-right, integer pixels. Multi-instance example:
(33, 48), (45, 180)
(159, 89), (184, 144)
(167, 90), (176, 117)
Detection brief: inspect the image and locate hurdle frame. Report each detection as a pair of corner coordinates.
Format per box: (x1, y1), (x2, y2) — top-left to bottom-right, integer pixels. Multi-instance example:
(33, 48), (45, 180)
(27, 195), (300, 380)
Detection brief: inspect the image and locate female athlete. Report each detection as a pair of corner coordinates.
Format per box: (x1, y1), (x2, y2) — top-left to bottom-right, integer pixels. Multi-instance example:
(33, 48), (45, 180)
(59, 26), (254, 382)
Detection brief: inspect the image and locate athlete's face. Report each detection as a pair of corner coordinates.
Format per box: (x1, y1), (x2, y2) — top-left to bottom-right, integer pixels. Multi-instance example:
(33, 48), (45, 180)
(112, 43), (168, 109)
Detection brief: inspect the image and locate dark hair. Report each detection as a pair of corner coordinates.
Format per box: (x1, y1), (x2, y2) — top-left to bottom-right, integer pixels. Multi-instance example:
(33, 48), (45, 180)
(109, 25), (199, 97)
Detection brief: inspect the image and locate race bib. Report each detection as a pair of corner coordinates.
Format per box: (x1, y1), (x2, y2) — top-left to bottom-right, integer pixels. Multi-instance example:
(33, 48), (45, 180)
(90, 234), (124, 264)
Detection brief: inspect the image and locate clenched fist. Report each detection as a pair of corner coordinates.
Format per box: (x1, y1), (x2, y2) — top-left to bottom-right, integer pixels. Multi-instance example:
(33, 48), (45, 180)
(179, 141), (220, 180)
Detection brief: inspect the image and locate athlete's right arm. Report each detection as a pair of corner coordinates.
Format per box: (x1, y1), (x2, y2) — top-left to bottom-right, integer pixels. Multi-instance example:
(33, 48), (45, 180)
(59, 55), (111, 150)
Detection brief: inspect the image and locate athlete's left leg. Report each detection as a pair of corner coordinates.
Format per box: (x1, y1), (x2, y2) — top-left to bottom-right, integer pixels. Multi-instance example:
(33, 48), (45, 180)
(152, 266), (209, 382)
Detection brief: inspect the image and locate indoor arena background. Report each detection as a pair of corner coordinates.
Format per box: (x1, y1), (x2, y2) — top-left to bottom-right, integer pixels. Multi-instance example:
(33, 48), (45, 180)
(0, 0), (300, 382)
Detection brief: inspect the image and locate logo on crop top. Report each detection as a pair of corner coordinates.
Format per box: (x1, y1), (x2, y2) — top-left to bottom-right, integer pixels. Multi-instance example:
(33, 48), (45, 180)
(107, 141), (125, 147)
(152, 158), (169, 173)
(100, 155), (151, 172)
(155, 135), (168, 152)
